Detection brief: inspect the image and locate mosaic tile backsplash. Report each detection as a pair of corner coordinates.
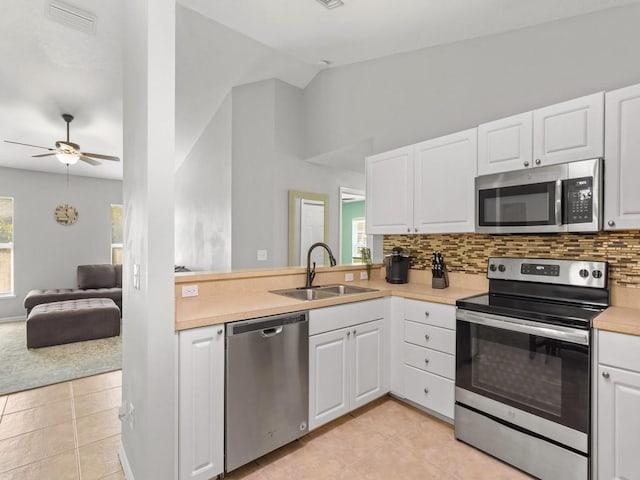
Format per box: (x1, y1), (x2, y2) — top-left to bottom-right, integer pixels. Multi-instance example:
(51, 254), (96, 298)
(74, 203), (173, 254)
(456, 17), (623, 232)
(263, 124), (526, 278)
(384, 231), (640, 288)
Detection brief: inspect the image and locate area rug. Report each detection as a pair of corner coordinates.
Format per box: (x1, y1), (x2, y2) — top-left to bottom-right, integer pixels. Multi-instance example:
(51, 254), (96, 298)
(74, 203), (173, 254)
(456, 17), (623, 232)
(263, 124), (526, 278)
(0, 321), (121, 396)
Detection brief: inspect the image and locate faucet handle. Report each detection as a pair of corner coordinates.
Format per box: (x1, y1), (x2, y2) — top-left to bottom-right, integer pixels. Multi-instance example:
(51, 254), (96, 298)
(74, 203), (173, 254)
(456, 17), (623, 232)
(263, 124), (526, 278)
(309, 262), (316, 284)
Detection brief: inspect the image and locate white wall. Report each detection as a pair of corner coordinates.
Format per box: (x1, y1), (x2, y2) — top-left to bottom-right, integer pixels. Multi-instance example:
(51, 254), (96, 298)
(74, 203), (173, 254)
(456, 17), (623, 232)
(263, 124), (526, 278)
(303, 4), (640, 158)
(0, 167), (122, 319)
(175, 94), (232, 272)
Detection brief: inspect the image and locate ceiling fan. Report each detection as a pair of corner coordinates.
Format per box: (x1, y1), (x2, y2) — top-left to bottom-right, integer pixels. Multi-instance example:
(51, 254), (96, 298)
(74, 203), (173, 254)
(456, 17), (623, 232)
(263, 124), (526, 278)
(3, 113), (120, 166)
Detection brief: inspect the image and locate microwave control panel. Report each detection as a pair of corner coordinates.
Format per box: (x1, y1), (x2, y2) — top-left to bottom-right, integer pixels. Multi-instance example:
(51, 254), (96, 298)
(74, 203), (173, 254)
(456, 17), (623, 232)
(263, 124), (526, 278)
(564, 177), (593, 224)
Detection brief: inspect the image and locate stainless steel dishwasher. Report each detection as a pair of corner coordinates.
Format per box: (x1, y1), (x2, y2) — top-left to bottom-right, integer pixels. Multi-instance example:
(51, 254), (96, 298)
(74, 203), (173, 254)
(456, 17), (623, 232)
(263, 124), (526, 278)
(225, 311), (309, 472)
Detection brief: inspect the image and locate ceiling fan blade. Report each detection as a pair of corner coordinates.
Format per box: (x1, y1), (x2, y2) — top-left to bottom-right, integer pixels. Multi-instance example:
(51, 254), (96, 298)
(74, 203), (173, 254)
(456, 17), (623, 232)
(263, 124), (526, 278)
(32, 153), (58, 158)
(79, 155), (101, 166)
(80, 152), (120, 162)
(4, 140), (55, 151)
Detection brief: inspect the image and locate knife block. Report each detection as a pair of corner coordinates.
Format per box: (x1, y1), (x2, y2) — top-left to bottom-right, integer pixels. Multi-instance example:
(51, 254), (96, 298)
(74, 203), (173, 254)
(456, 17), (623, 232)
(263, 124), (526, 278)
(431, 267), (449, 289)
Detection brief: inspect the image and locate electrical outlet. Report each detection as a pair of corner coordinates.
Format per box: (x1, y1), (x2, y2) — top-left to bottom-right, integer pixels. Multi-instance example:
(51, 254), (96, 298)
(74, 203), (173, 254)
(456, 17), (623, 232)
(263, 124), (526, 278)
(257, 249), (268, 261)
(360, 271), (368, 280)
(344, 273), (354, 282)
(181, 285), (199, 297)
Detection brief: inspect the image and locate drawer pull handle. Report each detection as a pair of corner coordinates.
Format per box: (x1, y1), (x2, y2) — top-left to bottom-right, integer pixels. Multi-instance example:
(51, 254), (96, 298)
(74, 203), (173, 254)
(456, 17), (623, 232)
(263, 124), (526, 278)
(424, 311), (430, 318)
(602, 371), (610, 379)
(347, 331), (351, 337)
(424, 334), (430, 341)
(217, 328), (223, 335)
(424, 388), (429, 394)
(353, 329), (357, 335)
(424, 358), (430, 364)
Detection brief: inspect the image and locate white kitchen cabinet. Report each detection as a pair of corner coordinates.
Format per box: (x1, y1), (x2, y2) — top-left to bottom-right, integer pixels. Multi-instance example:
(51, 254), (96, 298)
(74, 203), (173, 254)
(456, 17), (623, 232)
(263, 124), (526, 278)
(597, 330), (640, 480)
(365, 145), (414, 234)
(478, 112), (533, 175)
(604, 83), (640, 230)
(477, 92), (604, 175)
(178, 325), (224, 480)
(533, 92), (604, 167)
(365, 129), (477, 235)
(309, 300), (387, 430)
(413, 129), (477, 233)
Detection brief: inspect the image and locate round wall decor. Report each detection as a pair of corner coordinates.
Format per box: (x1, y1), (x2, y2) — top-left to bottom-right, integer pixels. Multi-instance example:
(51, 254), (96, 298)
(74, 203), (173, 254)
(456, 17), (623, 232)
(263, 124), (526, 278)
(54, 204), (79, 225)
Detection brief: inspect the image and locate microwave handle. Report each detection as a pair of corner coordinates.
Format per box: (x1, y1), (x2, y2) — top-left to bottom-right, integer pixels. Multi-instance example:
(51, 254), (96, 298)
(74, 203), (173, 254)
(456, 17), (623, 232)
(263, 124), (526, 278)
(555, 179), (563, 226)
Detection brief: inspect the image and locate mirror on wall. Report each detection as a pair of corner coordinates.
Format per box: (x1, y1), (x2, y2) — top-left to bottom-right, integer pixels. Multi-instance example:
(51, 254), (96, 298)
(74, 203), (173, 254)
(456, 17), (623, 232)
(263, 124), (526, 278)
(288, 190), (329, 267)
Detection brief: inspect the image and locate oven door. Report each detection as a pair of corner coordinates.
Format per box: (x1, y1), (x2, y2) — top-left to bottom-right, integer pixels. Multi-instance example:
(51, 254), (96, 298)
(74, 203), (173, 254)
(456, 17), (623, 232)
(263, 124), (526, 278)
(455, 309), (590, 453)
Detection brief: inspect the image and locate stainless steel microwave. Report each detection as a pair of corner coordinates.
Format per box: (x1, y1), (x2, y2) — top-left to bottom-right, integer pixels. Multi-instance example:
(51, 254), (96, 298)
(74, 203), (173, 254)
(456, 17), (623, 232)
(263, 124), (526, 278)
(475, 158), (602, 234)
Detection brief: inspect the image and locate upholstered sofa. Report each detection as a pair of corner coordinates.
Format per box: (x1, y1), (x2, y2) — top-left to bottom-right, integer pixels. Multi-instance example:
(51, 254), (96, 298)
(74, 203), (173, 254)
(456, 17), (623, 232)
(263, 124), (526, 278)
(24, 264), (122, 315)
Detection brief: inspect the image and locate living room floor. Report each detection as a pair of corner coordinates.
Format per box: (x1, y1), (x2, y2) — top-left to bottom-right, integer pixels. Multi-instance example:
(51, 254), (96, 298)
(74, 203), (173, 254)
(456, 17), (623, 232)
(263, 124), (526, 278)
(0, 370), (124, 479)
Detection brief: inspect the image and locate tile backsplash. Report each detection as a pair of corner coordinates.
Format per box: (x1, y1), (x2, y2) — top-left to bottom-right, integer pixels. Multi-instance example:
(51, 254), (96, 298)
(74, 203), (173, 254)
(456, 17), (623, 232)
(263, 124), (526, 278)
(384, 231), (640, 288)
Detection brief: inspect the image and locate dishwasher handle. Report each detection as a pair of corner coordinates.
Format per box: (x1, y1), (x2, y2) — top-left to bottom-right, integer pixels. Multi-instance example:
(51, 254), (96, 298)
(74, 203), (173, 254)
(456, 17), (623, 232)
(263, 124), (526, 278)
(261, 326), (284, 338)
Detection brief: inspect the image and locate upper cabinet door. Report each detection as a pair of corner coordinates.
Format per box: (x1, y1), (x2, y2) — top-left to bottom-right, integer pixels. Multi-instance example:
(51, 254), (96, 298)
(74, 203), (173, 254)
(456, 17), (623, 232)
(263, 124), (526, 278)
(533, 92), (604, 167)
(413, 129), (477, 234)
(365, 146), (414, 235)
(604, 83), (640, 230)
(478, 112), (533, 175)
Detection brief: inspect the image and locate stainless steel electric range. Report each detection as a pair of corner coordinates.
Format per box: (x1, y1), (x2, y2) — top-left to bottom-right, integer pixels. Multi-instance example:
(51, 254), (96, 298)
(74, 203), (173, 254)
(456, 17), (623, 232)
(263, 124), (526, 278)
(455, 257), (609, 480)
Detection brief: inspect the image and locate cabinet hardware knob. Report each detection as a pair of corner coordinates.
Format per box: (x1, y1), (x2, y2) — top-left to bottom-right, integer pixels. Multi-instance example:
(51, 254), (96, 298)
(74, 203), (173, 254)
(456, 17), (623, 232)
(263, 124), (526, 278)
(407, 228), (410, 233)
(424, 358), (430, 364)
(414, 228), (418, 233)
(424, 334), (430, 341)
(424, 311), (429, 318)
(347, 331), (351, 337)
(535, 158), (542, 165)
(523, 161), (530, 167)
(424, 388), (429, 394)
(353, 329), (357, 335)
(217, 328), (223, 335)
(602, 371), (610, 379)
(608, 220), (615, 227)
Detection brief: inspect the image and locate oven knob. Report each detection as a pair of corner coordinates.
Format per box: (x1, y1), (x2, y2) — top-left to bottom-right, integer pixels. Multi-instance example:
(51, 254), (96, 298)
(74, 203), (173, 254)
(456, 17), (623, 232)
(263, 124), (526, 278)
(498, 264), (506, 272)
(592, 270), (603, 279)
(579, 269), (589, 278)
(489, 264), (497, 272)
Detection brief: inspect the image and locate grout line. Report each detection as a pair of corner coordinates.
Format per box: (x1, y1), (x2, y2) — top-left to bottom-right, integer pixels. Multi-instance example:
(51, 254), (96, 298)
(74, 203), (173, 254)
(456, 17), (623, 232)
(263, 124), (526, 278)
(69, 382), (82, 480)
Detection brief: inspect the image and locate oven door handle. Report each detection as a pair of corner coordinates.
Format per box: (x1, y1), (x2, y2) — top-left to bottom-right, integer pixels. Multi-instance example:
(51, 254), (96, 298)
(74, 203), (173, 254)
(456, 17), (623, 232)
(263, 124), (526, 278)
(457, 309), (589, 346)
(555, 179), (563, 226)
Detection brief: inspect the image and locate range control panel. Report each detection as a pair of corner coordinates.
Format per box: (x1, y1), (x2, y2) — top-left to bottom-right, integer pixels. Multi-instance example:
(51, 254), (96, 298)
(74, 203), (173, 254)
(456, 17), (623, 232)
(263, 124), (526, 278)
(487, 257), (608, 288)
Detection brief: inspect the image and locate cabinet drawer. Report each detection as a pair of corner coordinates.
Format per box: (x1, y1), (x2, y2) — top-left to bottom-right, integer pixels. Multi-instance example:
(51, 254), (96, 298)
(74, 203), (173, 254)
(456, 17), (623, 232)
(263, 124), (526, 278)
(310, 299), (384, 335)
(404, 299), (455, 329)
(404, 320), (455, 354)
(403, 342), (454, 379)
(403, 365), (454, 419)
(599, 331), (640, 371)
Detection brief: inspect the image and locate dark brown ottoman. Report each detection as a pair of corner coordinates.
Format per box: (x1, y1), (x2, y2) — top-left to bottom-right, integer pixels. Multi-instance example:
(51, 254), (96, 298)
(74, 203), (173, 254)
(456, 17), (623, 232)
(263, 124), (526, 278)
(26, 298), (121, 348)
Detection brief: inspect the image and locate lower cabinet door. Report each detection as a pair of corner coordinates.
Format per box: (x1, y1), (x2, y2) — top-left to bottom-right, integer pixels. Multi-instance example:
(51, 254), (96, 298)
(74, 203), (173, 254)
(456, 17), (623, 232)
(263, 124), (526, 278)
(403, 364), (454, 420)
(179, 325), (225, 480)
(598, 365), (640, 480)
(309, 327), (350, 430)
(351, 319), (385, 410)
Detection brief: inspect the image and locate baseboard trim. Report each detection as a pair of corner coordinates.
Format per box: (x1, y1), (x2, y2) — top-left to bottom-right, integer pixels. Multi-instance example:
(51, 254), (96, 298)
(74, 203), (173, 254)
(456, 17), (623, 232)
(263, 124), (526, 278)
(119, 443), (135, 480)
(0, 315), (26, 324)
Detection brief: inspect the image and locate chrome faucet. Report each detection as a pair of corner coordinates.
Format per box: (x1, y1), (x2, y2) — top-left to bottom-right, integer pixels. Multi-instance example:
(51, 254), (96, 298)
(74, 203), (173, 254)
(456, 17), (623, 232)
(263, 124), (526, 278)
(305, 242), (337, 288)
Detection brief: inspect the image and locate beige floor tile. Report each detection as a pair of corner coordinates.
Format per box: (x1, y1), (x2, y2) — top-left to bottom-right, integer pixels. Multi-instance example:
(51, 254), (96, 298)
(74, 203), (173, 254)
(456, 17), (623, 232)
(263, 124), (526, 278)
(97, 470), (125, 480)
(76, 407), (121, 447)
(0, 399), (73, 441)
(0, 396), (7, 417)
(71, 371), (122, 398)
(78, 434), (121, 480)
(4, 383), (71, 414)
(0, 422), (75, 473)
(0, 450), (78, 480)
(74, 387), (121, 419)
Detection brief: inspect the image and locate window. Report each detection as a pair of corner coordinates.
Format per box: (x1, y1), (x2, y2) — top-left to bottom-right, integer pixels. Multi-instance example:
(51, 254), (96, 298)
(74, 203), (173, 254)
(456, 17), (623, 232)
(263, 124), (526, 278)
(351, 217), (367, 261)
(110, 204), (123, 265)
(0, 197), (14, 296)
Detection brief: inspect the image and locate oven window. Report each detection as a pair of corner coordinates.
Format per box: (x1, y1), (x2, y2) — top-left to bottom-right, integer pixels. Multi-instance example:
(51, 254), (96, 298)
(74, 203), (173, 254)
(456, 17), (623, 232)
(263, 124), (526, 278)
(478, 181), (556, 226)
(456, 321), (589, 433)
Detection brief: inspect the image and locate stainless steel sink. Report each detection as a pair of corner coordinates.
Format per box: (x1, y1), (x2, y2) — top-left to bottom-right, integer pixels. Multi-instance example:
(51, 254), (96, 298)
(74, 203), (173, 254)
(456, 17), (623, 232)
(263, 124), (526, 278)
(270, 284), (378, 301)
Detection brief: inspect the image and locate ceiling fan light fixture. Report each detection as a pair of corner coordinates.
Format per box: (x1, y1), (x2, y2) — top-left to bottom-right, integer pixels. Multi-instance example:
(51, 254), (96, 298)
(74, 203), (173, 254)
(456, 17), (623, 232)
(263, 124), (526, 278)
(56, 152), (80, 165)
(315, 0), (344, 9)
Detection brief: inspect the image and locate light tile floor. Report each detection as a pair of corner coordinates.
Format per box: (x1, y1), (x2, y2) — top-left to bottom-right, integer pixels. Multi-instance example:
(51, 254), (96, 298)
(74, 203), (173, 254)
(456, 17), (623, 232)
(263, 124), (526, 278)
(0, 373), (532, 480)
(0, 370), (124, 480)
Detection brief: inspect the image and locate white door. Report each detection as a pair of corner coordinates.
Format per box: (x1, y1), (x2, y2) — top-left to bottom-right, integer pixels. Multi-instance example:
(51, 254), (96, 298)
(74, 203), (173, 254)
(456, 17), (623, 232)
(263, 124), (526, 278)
(604, 83), (640, 230)
(598, 365), (640, 480)
(413, 128), (477, 234)
(178, 326), (224, 480)
(533, 92), (604, 167)
(365, 146), (414, 234)
(478, 112), (533, 175)
(350, 319), (385, 410)
(309, 327), (350, 430)
(300, 199), (325, 265)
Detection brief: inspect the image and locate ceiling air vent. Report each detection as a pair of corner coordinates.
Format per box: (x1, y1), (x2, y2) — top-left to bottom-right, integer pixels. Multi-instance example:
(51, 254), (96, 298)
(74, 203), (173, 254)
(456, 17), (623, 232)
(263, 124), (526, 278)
(47, 0), (97, 35)
(315, 0), (345, 9)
